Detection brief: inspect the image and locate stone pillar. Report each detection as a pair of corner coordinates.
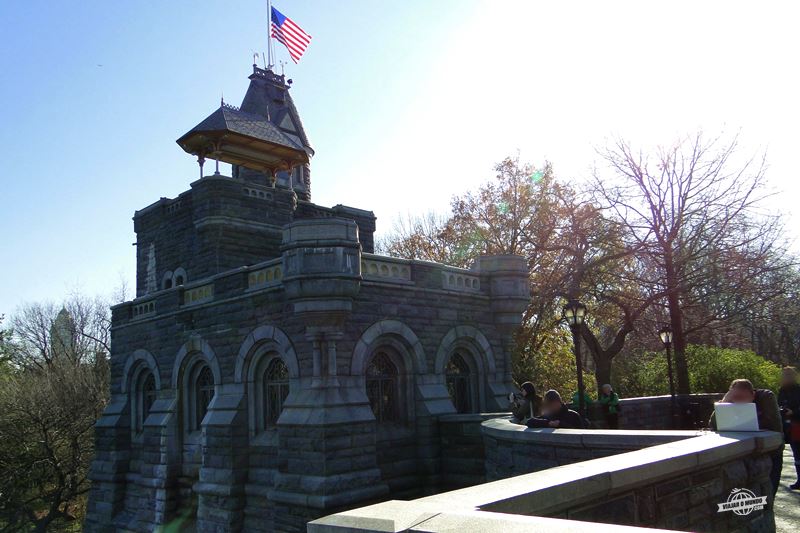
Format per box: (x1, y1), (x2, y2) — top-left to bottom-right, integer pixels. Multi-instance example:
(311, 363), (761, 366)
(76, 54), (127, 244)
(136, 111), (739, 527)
(133, 394), (180, 530)
(475, 255), (530, 408)
(271, 218), (389, 531)
(84, 395), (131, 532)
(195, 383), (249, 532)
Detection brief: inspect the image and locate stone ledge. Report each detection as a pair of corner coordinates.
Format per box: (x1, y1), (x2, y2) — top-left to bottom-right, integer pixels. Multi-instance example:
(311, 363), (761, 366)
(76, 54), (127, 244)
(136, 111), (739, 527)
(307, 500), (677, 533)
(422, 425), (782, 515)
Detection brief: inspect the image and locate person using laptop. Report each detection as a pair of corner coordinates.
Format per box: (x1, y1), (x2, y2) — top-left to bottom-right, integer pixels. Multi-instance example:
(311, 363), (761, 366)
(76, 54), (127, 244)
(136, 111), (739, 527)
(709, 378), (783, 496)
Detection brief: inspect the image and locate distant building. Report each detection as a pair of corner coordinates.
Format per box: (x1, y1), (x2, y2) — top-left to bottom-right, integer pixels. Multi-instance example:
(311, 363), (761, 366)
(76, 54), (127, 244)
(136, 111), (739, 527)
(85, 65), (530, 532)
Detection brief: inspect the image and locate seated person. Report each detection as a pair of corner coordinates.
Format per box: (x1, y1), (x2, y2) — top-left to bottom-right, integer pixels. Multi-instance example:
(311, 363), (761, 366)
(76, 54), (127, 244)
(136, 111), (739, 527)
(526, 389), (585, 429)
(509, 381), (541, 423)
(708, 378), (782, 433)
(709, 378), (783, 497)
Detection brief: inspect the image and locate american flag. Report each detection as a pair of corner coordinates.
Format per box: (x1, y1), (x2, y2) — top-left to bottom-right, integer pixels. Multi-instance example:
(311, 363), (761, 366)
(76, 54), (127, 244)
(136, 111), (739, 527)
(271, 6), (311, 63)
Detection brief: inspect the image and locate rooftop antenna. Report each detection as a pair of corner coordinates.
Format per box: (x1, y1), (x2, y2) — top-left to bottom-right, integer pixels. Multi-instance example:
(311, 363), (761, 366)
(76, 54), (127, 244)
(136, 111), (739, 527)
(279, 60), (286, 76)
(252, 51), (259, 66)
(262, 52), (268, 70)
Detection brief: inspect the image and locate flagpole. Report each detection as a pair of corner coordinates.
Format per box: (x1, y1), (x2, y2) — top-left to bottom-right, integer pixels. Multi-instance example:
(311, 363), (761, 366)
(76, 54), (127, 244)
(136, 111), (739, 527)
(267, 0), (273, 69)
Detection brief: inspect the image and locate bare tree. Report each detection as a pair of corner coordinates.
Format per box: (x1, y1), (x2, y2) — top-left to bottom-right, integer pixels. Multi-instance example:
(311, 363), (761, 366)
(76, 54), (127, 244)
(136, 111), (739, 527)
(594, 132), (786, 394)
(0, 294), (111, 530)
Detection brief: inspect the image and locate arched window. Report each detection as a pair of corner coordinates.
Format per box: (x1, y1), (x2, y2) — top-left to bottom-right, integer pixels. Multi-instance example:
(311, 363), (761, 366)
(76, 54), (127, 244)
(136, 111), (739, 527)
(134, 370), (157, 434)
(366, 352), (399, 423)
(446, 352), (474, 414)
(163, 278), (173, 290)
(193, 365), (215, 431)
(263, 358), (289, 427)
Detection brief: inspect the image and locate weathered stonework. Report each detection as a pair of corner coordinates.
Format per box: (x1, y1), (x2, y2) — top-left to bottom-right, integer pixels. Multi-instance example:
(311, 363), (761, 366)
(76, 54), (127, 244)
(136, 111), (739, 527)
(84, 66), (530, 532)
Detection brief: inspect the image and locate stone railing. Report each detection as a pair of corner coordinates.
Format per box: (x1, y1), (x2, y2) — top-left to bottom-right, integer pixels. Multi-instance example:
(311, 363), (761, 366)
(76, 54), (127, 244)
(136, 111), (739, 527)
(182, 282), (214, 306)
(309, 424), (782, 532)
(131, 299), (155, 319)
(483, 418), (701, 480)
(113, 258), (287, 324)
(247, 259), (283, 289)
(440, 266), (480, 292)
(113, 252), (525, 324)
(360, 254), (411, 282)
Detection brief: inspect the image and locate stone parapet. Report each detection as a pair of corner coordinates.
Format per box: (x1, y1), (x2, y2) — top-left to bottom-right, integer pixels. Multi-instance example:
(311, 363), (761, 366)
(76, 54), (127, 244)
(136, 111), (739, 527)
(311, 425), (782, 532)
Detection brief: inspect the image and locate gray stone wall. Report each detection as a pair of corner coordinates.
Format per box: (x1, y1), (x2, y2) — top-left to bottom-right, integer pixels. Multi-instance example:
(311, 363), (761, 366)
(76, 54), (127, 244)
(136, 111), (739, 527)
(437, 413), (507, 490)
(309, 428), (783, 533)
(86, 216), (529, 532)
(587, 393), (723, 430)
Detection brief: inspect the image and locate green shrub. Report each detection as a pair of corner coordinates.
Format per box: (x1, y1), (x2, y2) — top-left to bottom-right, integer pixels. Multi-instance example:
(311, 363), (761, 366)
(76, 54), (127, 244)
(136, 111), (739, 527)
(611, 344), (782, 397)
(686, 345), (782, 393)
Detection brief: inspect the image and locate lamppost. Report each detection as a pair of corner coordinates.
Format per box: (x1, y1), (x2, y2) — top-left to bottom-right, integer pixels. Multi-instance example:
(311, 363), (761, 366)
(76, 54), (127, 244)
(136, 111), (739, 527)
(658, 325), (678, 429)
(563, 300), (588, 419)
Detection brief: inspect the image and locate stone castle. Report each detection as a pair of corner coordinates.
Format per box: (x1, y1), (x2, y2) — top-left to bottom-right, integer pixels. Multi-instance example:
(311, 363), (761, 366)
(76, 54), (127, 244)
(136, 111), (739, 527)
(85, 65), (530, 532)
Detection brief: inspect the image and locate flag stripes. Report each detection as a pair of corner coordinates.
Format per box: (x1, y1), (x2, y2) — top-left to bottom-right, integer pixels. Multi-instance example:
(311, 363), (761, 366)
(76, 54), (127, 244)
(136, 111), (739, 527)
(270, 6), (311, 63)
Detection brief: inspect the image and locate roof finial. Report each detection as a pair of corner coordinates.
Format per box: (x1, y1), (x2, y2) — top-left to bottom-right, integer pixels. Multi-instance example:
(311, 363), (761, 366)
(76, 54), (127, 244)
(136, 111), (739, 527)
(220, 91), (224, 107)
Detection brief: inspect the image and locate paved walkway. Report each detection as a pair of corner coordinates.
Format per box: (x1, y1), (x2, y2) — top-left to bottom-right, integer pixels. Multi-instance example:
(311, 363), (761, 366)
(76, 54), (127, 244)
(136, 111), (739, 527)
(775, 446), (800, 532)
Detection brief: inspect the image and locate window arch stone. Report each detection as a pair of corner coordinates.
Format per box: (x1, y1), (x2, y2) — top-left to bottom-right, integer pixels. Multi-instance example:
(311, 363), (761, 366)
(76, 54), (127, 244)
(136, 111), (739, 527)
(234, 326), (298, 440)
(435, 326), (496, 413)
(434, 325), (496, 376)
(172, 336), (221, 436)
(351, 320), (425, 376)
(123, 350), (162, 441)
(173, 267), (187, 287)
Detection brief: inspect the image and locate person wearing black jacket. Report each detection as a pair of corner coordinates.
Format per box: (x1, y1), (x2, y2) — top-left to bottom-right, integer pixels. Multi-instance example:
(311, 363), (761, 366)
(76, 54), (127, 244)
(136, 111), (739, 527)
(526, 389), (584, 429)
(779, 366), (800, 490)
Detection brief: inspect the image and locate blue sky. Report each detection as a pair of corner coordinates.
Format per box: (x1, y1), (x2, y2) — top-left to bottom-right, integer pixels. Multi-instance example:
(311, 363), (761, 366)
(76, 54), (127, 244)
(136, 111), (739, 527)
(1, 0), (799, 315)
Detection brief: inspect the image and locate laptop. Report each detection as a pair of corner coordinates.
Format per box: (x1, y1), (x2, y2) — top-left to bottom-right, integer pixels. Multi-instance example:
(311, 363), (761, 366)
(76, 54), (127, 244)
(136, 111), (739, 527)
(714, 402), (759, 431)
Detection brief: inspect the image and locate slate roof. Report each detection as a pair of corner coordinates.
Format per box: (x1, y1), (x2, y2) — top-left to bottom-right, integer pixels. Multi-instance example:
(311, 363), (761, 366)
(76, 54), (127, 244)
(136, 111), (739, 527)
(181, 104), (304, 152)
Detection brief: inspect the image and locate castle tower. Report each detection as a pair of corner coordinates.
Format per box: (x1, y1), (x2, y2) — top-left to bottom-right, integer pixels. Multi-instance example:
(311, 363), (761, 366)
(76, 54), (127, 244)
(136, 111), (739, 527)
(86, 62), (529, 533)
(236, 66), (314, 200)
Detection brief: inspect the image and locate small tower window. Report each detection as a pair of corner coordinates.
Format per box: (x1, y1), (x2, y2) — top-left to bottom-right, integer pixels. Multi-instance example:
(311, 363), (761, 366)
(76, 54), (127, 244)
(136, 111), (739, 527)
(263, 358), (290, 428)
(193, 365), (215, 431)
(366, 352), (399, 423)
(134, 370), (157, 434)
(446, 352), (474, 414)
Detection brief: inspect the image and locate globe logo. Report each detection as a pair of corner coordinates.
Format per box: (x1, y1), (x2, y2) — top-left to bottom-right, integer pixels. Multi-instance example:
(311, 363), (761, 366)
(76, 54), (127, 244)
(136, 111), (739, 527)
(717, 488), (767, 516)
